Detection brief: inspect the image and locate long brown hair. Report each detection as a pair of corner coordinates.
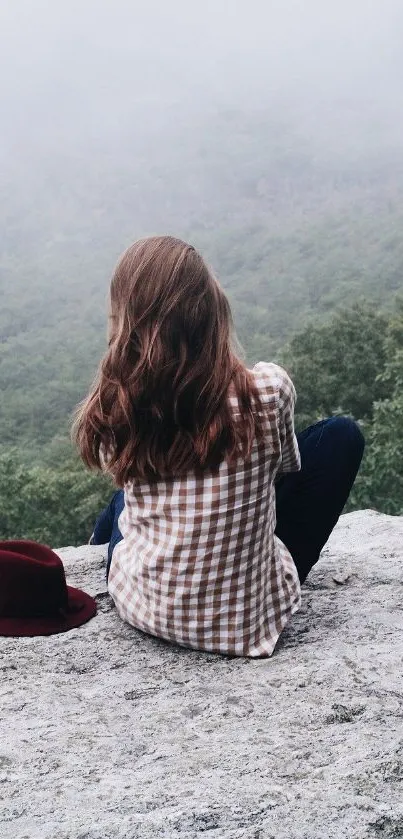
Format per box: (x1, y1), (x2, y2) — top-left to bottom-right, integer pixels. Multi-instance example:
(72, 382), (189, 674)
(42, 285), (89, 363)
(73, 236), (263, 485)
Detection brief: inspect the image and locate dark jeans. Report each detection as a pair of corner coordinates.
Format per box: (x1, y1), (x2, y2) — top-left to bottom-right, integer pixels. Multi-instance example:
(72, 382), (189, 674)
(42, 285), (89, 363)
(91, 489), (125, 578)
(91, 417), (364, 584)
(275, 416), (364, 583)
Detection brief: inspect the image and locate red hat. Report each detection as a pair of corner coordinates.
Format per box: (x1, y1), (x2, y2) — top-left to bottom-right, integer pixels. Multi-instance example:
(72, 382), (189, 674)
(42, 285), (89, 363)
(0, 540), (97, 637)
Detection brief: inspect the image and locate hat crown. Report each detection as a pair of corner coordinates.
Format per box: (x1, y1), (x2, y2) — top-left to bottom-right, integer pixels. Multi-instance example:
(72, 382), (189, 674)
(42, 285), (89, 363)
(0, 542), (68, 619)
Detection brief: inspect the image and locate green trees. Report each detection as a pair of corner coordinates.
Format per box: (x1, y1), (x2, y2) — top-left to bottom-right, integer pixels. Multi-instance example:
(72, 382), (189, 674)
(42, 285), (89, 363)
(2, 300), (403, 547)
(2, 299), (403, 547)
(355, 395), (403, 513)
(282, 303), (389, 429)
(0, 448), (111, 547)
(281, 300), (403, 515)
(353, 301), (403, 513)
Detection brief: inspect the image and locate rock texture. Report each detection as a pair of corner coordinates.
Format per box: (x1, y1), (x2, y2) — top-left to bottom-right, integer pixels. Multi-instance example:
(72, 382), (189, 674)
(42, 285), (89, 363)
(1, 510), (403, 839)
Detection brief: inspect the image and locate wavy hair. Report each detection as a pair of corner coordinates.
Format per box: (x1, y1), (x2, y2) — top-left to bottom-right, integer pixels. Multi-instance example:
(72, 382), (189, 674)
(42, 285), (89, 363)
(73, 236), (264, 484)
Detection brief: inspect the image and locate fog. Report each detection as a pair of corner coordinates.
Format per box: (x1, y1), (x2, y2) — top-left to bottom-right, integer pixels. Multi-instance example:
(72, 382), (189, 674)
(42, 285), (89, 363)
(1, 0), (403, 158)
(1, 1), (403, 279)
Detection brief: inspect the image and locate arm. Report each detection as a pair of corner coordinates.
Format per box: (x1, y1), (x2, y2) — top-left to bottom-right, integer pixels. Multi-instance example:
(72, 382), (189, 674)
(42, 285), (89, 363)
(277, 368), (301, 476)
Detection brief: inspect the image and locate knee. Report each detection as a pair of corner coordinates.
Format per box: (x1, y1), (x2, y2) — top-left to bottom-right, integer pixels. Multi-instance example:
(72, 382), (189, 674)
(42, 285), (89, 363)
(326, 416), (365, 457)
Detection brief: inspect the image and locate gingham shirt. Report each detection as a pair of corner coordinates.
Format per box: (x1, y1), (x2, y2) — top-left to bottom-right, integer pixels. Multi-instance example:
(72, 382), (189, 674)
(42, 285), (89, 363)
(108, 362), (301, 657)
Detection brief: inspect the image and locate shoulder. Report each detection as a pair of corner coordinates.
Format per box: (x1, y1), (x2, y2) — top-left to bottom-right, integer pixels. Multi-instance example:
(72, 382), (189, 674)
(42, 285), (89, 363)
(252, 362), (296, 406)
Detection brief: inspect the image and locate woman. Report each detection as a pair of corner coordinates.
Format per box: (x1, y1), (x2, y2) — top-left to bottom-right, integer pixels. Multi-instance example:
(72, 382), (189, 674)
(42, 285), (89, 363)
(74, 236), (364, 657)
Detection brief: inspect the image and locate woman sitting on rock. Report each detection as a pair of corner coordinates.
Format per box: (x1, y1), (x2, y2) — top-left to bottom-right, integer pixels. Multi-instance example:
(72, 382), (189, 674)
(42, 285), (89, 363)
(74, 236), (364, 657)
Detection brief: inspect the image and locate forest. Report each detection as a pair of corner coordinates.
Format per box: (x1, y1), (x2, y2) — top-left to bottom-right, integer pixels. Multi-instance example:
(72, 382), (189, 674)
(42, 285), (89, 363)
(1, 1), (403, 545)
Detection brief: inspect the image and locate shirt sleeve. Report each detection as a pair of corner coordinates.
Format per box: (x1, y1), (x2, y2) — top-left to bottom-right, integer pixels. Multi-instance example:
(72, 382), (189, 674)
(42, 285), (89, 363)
(276, 366), (301, 476)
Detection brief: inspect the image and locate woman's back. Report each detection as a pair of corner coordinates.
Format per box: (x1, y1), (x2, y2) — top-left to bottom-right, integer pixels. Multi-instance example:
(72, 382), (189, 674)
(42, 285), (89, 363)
(108, 362), (301, 657)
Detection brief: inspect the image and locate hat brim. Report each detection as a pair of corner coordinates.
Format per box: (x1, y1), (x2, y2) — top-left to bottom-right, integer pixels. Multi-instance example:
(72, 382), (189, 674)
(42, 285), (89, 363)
(0, 586), (97, 637)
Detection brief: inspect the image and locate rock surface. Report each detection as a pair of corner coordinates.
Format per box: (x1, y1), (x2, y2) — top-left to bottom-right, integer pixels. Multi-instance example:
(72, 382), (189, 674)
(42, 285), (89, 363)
(1, 510), (403, 839)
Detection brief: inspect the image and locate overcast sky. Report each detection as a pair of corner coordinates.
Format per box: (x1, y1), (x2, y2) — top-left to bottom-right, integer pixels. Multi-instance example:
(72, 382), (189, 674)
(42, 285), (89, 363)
(1, 0), (403, 302)
(1, 1), (403, 111)
(1, 1), (403, 194)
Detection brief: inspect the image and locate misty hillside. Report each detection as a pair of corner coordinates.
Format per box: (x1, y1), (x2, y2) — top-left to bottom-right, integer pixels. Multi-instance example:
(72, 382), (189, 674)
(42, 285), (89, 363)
(2, 101), (403, 447)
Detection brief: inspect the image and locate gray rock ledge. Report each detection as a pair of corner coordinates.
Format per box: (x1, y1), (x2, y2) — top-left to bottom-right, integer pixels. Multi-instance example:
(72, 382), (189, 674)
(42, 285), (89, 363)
(1, 510), (403, 839)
